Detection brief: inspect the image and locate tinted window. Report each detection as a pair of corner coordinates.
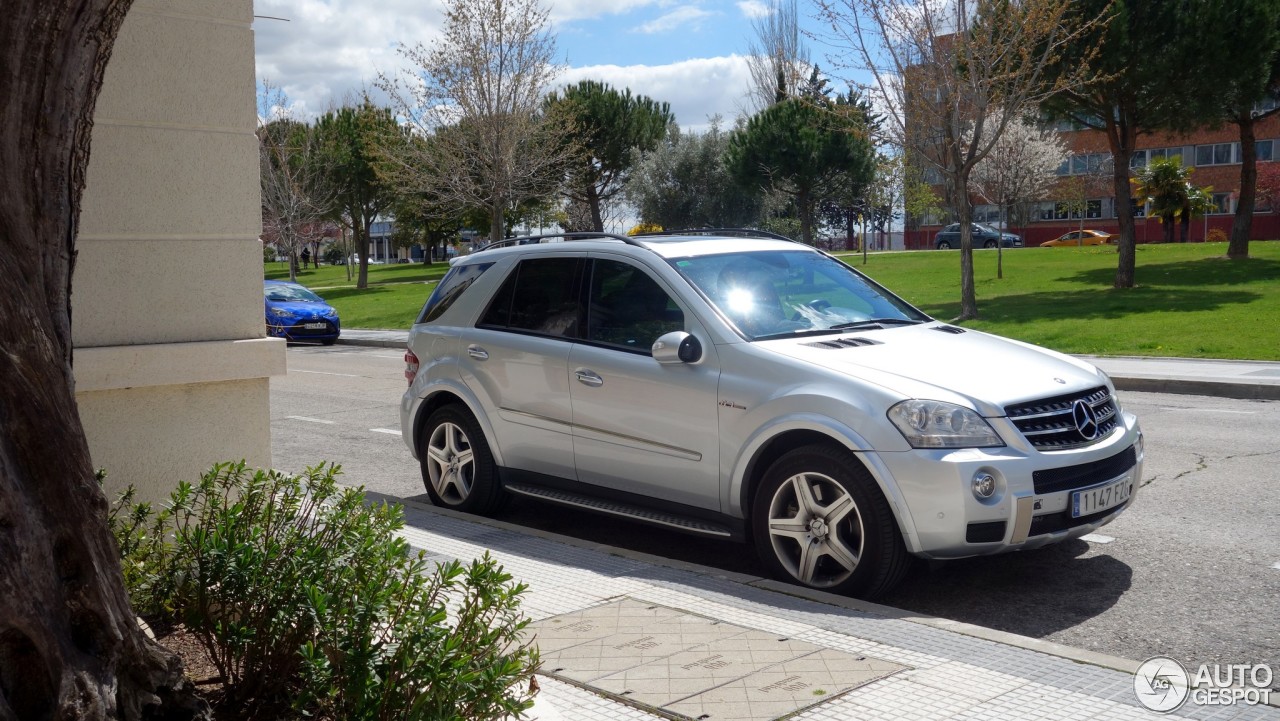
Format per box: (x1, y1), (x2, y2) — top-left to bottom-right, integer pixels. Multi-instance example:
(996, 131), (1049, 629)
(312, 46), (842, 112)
(418, 262), (494, 323)
(478, 258), (584, 338)
(586, 260), (684, 352)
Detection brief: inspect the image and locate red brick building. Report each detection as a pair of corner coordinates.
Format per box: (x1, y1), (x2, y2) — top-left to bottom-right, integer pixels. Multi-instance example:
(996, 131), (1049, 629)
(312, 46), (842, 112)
(905, 114), (1280, 248)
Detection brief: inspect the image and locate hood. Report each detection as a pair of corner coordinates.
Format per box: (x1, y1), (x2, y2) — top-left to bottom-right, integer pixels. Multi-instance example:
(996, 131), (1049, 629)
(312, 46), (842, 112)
(266, 300), (337, 319)
(762, 323), (1105, 416)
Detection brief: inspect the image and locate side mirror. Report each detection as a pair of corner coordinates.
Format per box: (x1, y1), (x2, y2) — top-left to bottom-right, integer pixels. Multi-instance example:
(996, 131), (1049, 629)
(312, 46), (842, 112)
(652, 331), (702, 365)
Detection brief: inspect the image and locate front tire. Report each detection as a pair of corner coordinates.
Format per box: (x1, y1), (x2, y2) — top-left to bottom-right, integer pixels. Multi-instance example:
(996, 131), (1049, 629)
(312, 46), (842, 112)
(751, 444), (911, 598)
(419, 405), (505, 514)
(984, 240), (997, 248)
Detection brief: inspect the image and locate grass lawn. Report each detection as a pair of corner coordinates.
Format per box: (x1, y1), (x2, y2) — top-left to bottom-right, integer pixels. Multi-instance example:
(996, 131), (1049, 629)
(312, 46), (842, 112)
(835, 241), (1280, 360)
(265, 241), (1280, 360)
(264, 261), (449, 329)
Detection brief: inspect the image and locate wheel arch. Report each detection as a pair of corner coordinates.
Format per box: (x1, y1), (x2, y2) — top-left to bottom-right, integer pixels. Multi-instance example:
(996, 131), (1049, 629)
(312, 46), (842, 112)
(410, 383), (505, 467)
(731, 417), (923, 554)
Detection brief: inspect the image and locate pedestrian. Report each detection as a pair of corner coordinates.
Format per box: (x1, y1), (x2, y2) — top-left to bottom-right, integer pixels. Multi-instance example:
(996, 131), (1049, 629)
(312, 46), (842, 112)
(301, 247), (311, 269)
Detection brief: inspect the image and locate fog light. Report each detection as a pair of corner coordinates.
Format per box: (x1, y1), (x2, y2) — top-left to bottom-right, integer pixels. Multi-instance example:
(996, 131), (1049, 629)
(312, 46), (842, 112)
(971, 473), (996, 499)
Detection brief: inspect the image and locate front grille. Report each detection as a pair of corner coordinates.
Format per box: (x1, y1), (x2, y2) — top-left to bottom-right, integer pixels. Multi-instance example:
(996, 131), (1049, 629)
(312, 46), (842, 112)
(1033, 445), (1137, 495)
(1029, 505), (1123, 537)
(288, 320), (336, 336)
(1006, 386), (1118, 450)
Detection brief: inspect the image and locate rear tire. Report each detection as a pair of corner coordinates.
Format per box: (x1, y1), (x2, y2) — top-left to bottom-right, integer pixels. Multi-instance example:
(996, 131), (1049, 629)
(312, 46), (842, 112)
(936, 240), (952, 249)
(418, 405), (505, 515)
(751, 444), (911, 599)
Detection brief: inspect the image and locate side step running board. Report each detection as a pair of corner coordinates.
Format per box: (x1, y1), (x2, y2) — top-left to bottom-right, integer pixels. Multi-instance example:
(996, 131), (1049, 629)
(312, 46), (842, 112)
(504, 483), (735, 538)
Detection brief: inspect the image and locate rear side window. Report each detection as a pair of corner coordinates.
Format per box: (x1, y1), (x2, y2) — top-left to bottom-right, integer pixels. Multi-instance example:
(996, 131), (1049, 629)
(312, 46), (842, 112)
(417, 262), (494, 324)
(479, 258), (585, 338)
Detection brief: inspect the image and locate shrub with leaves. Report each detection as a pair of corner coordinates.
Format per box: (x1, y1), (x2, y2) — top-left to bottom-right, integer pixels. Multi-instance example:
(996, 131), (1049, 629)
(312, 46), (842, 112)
(107, 461), (537, 719)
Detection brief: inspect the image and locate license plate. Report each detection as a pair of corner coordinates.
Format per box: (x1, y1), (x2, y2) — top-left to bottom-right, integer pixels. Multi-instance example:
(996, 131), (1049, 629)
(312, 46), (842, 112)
(302, 322), (327, 329)
(1071, 475), (1132, 518)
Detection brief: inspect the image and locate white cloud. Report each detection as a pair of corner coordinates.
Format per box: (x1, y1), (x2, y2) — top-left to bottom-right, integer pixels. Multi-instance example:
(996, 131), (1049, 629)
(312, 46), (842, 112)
(560, 55), (753, 132)
(634, 6), (714, 34)
(736, 0), (772, 19)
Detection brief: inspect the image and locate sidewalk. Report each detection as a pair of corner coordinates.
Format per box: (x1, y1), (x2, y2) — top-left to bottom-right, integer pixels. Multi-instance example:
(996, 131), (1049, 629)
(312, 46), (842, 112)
(378, 493), (1280, 721)
(340, 329), (1280, 401)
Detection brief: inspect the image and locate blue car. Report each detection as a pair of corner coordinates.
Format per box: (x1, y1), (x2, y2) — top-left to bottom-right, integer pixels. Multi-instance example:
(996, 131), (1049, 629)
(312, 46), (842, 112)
(264, 280), (341, 344)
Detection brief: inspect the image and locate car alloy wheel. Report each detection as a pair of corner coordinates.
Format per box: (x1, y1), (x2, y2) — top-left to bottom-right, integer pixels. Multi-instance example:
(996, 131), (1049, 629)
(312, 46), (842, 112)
(765, 471), (864, 588)
(426, 421), (475, 505)
(752, 444), (911, 598)
(419, 405), (505, 514)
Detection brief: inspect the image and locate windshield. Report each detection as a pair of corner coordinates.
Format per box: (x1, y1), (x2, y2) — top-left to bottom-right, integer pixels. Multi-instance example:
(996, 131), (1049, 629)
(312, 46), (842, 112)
(975, 224), (998, 234)
(264, 284), (323, 303)
(669, 250), (929, 340)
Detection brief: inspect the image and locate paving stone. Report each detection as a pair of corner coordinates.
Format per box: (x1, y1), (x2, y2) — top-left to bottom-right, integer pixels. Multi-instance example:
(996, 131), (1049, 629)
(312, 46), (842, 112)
(594, 629), (824, 707)
(526, 598), (686, 653)
(665, 648), (906, 721)
(542, 612), (751, 683)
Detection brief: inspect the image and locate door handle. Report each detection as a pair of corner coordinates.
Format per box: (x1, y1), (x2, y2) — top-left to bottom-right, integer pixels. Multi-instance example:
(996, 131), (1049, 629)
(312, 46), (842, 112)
(467, 345), (489, 360)
(575, 369), (603, 387)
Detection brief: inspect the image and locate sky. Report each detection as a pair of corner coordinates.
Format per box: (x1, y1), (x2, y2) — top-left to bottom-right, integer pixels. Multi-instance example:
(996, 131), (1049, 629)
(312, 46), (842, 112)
(253, 0), (842, 132)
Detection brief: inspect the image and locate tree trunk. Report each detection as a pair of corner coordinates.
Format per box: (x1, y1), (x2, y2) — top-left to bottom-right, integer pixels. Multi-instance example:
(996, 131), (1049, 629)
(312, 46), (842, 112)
(1229, 114), (1256, 259)
(954, 172), (978, 321)
(587, 187), (605, 233)
(490, 201), (504, 242)
(352, 214), (369, 290)
(1105, 118), (1138, 288)
(0, 2), (208, 718)
(797, 189), (813, 246)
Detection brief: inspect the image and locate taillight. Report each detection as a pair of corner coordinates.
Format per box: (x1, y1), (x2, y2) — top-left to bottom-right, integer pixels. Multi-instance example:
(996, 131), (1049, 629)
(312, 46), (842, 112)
(404, 349), (419, 385)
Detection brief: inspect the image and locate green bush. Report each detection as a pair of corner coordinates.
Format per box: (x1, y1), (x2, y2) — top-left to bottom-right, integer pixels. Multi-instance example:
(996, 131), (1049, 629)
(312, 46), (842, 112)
(107, 461), (537, 719)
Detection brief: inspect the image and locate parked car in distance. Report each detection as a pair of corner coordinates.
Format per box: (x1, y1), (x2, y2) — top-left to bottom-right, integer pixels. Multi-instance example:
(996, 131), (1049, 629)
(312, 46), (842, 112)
(398, 230), (1143, 599)
(264, 280), (340, 345)
(934, 223), (1022, 249)
(1041, 229), (1114, 247)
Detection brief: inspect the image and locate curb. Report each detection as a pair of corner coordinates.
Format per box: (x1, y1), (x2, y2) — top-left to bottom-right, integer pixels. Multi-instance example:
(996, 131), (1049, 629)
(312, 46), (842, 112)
(366, 490), (1145, 678)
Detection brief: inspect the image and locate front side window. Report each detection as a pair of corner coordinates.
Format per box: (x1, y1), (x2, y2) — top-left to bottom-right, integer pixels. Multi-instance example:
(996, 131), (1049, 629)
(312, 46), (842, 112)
(586, 260), (684, 352)
(478, 257), (584, 338)
(418, 262), (494, 323)
(671, 250), (927, 340)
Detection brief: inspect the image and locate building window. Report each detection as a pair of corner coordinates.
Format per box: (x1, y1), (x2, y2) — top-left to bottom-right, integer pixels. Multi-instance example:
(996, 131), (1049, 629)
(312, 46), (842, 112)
(1131, 150), (1147, 169)
(974, 205), (1001, 223)
(1064, 152), (1110, 175)
(1048, 200), (1103, 220)
(1195, 142), (1237, 166)
(1211, 193), (1233, 215)
(1121, 198), (1147, 218)
(922, 166), (944, 184)
(1257, 140), (1273, 161)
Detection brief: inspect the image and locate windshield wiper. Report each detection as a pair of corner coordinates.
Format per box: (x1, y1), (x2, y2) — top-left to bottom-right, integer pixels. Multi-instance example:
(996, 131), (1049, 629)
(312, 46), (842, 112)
(828, 318), (924, 331)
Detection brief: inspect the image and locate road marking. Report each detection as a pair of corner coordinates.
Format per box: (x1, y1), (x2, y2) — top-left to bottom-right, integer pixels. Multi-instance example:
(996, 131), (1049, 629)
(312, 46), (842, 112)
(373, 354), (405, 360)
(370, 428), (402, 436)
(1081, 533), (1115, 544)
(1273, 562), (1280, 571)
(286, 416), (335, 425)
(1158, 407), (1257, 415)
(294, 369), (362, 377)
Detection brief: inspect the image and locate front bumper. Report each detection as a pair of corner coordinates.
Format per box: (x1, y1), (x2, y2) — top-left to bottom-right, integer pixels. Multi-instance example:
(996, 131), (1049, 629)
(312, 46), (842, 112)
(267, 318), (340, 343)
(881, 411), (1143, 559)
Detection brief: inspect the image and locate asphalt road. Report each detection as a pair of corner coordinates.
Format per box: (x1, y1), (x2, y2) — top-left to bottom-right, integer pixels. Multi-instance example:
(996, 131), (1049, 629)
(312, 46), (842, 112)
(271, 344), (1280, 672)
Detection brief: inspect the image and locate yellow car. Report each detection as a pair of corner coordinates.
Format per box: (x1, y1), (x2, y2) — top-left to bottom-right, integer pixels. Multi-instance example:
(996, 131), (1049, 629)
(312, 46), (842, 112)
(1041, 229), (1113, 247)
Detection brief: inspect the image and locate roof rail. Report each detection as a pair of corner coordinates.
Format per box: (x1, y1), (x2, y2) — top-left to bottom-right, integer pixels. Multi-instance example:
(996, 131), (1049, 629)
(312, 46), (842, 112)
(634, 227), (798, 243)
(473, 231), (645, 253)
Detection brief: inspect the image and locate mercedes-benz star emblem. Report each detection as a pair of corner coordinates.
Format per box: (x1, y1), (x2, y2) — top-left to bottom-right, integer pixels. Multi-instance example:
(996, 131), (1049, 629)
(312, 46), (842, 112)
(1072, 399), (1100, 440)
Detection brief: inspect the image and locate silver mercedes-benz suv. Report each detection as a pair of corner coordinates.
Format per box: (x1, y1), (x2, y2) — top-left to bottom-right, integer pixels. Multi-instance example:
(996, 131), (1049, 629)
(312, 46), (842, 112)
(400, 230), (1143, 598)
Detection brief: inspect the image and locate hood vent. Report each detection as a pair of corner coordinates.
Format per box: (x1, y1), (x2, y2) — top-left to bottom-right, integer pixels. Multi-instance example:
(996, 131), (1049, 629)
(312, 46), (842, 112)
(932, 325), (966, 334)
(804, 337), (882, 349)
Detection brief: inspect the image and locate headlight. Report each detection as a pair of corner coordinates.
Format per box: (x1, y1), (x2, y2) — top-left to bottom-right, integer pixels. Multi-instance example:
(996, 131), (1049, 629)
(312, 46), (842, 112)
(269, 307), (293, 318)
(1098, 368), (1121, 414)
(888, 400), (1004, 449)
